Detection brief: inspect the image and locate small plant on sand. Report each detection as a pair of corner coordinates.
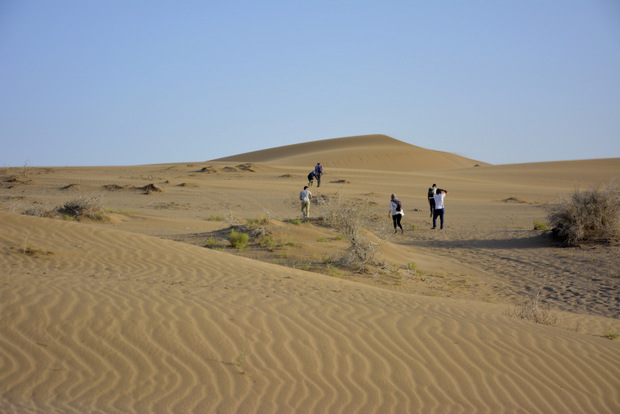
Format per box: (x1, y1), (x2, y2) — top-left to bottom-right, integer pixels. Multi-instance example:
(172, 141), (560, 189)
(235, 348), (247, 373)
(604, 329), (619, 340)
(533, 219), (549, 231)
(247, 215), (270, 226)
(507, 290), (559, 327)
(227, 229), (249, 250)
(547, 182), (620, 246)
(207, 214), (223, 221)
(259, 235), (278, 251)
(327, 264), (343, 277)
(205, 236), (218, 247)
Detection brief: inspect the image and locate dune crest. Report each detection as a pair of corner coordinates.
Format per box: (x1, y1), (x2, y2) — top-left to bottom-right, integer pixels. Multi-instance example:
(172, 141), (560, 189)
(214, 134), (487, 171)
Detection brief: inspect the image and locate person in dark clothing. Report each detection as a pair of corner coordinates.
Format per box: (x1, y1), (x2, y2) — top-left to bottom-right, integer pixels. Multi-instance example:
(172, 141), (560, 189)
(427, 183), (437, 217)
(314, 162), (324, 187)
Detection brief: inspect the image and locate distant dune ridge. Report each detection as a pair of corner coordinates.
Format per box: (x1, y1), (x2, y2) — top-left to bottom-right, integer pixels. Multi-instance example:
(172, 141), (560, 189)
(1, 134), (619, 413)
(214, 134), (488, 171)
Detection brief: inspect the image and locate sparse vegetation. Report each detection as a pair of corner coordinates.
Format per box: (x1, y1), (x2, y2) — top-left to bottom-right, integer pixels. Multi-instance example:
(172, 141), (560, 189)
(604, 329), (619, 340)
(547, 182), (620, 246)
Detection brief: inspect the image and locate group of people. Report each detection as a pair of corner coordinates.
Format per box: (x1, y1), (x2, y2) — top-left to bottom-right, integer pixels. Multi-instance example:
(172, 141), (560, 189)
(388, 184), (448, 233)
(299, 162), (324, 218)
(300, 167), (448, 231)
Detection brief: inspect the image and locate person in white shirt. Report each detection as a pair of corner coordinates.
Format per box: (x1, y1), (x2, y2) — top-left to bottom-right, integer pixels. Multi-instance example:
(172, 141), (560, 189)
(388, 194), (404, 234)
(299, 186), (312, 218)
(432, 189), (448, 229)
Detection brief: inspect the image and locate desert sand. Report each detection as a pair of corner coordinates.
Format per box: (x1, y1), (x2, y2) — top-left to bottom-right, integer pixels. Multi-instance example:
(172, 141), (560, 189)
(1, 134), (619, 413)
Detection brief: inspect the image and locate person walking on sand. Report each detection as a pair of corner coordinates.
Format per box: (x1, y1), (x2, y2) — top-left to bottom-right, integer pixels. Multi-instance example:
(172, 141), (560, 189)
(432, 188), (448, 230)
(307, 171), (316, 187)
(299, 185), (312, 218)
(388, 194), (404, 234)
(427, 183), (437, 217)
(314, 162), (324, 187)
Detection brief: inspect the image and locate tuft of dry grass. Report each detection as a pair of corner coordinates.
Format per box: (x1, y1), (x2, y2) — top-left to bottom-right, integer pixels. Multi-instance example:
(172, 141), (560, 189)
(507, 290), (559, 327)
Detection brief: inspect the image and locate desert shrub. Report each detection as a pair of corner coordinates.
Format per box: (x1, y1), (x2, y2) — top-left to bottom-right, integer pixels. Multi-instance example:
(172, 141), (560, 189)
(547, 183), (620, 246)
(24, 205), (55, 218)
(336, 238), (377, 270)
(59, 195), (107, 220)
(318, 193), (379, 270)
(507, 290), (559, 327)
(227, 229), (249, 250)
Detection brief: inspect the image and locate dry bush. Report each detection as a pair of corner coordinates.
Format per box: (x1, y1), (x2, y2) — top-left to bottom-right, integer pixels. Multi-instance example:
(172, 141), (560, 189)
(318, 193), (379, 270)
(547, 182), (620, 246)
(59, 194), (107, 220)
(507, 290), (559, 327)
(24, 205), (55, 218)
(142, 183), (164, 194)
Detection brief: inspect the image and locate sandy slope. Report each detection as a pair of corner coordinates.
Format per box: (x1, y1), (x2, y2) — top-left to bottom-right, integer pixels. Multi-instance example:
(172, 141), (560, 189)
(1, 135), (619, 413)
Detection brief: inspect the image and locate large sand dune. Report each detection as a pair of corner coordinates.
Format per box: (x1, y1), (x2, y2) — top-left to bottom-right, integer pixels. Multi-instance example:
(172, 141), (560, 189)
(1, 135), (619, 413)
(215, 134), (487, 171)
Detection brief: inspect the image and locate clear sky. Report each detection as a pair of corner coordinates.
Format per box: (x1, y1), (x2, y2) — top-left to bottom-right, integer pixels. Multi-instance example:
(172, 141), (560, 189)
(1, 0), (619, 167)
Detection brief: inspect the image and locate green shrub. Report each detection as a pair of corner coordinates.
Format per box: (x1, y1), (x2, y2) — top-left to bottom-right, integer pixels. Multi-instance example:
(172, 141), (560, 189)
(227, 229), (249, 250)
(533, 219), (549, 230)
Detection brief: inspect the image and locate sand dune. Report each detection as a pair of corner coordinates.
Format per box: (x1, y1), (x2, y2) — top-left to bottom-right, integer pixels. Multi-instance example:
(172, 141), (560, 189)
(1, 213), (618, 413)
(1, 135), (619, 413)
(214, 134), (487, 171)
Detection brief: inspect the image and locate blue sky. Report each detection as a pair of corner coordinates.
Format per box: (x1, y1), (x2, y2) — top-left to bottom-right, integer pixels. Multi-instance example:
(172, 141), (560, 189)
(1, 0), (619, 167)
